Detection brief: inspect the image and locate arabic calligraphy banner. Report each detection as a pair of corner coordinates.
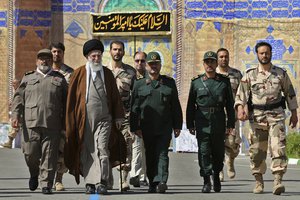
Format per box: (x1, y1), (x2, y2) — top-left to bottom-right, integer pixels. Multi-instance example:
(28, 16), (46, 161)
(91, 12), (171, 36)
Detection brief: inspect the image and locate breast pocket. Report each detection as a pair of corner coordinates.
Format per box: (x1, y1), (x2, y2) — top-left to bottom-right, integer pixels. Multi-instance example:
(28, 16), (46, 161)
(24, 102), (38, 121)
(26, 79), (39, 91)
(251, 80), (265, 96)
(138, 89), (151, 102)
(160, 89), (172, 104)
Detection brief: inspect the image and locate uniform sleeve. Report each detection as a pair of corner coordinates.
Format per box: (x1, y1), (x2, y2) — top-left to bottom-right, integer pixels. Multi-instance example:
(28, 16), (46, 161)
(11, 75), (27, 121)
(186, 81), (196, 129)
(170, 80), (183, 130)
(130, 81), (141, 132)
(225, 79), (235, 128)
(282, 72), (298, 111)
(234, 73), (251, 108)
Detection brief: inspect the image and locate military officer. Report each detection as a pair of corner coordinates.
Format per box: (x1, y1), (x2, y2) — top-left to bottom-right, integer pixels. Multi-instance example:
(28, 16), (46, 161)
(235, 41), (298, 195)
(11, 49), (68, 194)
(130, 51), (183, 193)
(186, 51), (235, 193)
(216, 48), (243, 181)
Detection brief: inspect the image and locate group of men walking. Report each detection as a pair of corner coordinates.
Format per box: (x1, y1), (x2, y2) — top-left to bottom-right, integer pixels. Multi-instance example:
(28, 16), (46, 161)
(6, 39), (298, 196)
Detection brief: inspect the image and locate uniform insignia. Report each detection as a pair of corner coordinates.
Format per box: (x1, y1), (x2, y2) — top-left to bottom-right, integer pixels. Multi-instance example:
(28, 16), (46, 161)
(146, 79), (151, 84)
(151, 54), (158, 60)
(202, 76), (208, 81)
(25, 70), (35, 76)
(207, 52), (213, 56)
(191, 74), (201, 81)
(245, 67), (256, 73)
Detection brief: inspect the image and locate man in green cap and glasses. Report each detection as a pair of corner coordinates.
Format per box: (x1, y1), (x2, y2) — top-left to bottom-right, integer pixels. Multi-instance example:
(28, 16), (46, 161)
(130, 51), (183, 193)
(186, 51), (235, 193)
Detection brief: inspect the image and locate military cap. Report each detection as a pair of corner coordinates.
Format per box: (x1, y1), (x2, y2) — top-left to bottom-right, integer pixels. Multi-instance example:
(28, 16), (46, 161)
(83, 39), (104, 56)
(203, 51), (217, 60)
(37, 49), (52, 58)
(146, 51), (161, 63)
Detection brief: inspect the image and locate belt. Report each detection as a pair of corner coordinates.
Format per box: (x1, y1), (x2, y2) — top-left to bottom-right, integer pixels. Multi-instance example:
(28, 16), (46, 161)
(252, 101), (282, 111)
(196, 106), (222, 113)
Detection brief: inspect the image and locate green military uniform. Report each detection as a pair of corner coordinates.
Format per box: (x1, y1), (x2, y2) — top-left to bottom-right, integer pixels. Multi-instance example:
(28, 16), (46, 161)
(186, 73), (235, 177)
(130, 74), (183, 187)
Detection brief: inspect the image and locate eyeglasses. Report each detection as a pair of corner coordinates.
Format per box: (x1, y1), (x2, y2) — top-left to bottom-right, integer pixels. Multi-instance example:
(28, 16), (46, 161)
(135, 59), (145, 63)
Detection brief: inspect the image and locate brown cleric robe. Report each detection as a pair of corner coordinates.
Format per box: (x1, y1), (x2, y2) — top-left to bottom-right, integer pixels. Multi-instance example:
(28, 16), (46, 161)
(65, 64), (126, 184)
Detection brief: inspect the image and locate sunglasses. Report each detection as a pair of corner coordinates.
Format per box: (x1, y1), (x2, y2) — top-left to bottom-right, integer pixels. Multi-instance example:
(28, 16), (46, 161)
(135, 59), (146, 63)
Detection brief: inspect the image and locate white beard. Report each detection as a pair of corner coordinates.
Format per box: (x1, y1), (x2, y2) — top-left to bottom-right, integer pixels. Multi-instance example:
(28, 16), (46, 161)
(38, 65), (51, 73)
(89, 61), (102, 72)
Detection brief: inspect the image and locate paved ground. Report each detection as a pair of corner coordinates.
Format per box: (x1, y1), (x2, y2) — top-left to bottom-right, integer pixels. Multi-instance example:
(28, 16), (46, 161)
(0, 148), (300, 200)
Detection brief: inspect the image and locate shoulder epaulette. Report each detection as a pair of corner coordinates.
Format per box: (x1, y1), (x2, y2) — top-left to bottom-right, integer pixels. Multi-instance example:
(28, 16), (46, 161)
(52, 70), (65, 78)
(191, 74), (201, 81)
(25, 70), (35, 75)
(273, 65), (286, 73)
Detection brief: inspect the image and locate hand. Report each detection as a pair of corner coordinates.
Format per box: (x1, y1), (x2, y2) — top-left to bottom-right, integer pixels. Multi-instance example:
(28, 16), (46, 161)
(189, 128), (195, 135)
(174, 129), (181, 138)
(237, 105), (248, 121)
(115, 120), (122, 130)
(11, 118), (19, 128)
(289, 110), (298, 128)
(135, 130), (143, 138)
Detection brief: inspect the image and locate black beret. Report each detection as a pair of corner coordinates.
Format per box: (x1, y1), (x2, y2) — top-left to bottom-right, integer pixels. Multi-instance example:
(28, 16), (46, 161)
(83, 39), (104, 56)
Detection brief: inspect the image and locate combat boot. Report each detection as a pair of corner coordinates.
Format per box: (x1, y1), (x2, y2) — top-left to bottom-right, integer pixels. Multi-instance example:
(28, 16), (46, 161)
(2, 136), (13, 149)
(213, 172), (221, 192)
(202, 176), (211, 193)
(253, 173), (264, 194)
(219, 170), (224, 182)
(54, 172), (65, 191)
(119, 170), (130, 191)
(226, 157), (236, 179)
(273, 172), (285, 195)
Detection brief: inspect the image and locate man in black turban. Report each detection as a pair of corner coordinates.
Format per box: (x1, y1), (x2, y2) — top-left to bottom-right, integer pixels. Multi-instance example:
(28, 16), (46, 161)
(65, 39), (125, 195)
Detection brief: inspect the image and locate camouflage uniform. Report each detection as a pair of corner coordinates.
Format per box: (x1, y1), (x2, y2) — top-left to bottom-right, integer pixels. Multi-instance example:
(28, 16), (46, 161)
(216, 67), (242, 159)
(235, 65), (298, 175)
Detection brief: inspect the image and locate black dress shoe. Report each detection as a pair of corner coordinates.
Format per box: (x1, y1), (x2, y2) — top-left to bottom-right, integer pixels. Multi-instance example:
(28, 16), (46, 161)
(85, 184), (96, 194)
(29, 176), (38, 191)
(42, 187), (52, 194)
(157, 182), (168, 193)
(213, 174), (221, 192)
(129, 176), (140, 187)
(97, 184), (107, 195)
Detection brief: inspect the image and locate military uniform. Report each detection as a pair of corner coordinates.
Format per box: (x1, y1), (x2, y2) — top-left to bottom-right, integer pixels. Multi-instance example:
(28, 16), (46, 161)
(216, 67), (242, 179)
(130, 74), (183, 190)
(108, 62), (136, 190)
(235, 65), (298, 177)
(186, 73), (235, 179)
(11, 69), (68, 190)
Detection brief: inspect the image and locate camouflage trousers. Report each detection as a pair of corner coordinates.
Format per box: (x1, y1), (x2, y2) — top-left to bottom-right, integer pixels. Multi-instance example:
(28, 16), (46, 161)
(225, 121), (241, 159)
(56, 136), (68, 174)
(119, 119), (133, 171)
(249, 121), (287, 175)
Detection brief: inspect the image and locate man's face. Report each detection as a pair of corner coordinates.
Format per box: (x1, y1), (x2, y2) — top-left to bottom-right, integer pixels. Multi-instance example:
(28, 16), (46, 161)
(257, 45), (272, 65)
(217, 50), (229, 68)
(36, 55), (53, 72)
(203, 59), (217, 73)
(146, 61), (161, 76)
(110, 43), (124, 62)
(87, 50), (103, 64)
(51, 47), (64, 63)
(134, 53), (146, 73)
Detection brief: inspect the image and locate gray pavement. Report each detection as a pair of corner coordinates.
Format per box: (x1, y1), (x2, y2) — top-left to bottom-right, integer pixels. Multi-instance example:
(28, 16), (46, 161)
(0, 148), (300, 200)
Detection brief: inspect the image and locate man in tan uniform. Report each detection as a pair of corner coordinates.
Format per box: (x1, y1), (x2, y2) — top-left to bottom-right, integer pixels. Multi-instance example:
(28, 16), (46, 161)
(216, 48), (242, 181)
(129, 51), (148, 187)
(49, 42), (74, 191)
(235, 41), (298, 195)
(2, 79), (21, 148)
(107, 40), (136, 191)
(11, 49), (68, 194)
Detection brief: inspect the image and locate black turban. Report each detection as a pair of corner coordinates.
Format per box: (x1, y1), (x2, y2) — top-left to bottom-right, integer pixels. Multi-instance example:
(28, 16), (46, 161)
(83, 39), (104, 56)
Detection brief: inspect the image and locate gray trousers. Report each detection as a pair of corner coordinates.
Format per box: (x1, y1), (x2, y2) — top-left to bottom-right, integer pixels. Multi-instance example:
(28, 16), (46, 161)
(130, 135), (147, 181)
(81, 119), (111, 185)
(22, 127), (61, 188)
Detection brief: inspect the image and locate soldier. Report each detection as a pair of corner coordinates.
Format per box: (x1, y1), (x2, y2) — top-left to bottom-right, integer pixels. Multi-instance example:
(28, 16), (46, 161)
(130, 51), (183, 193)
(11, 49), (68, 194)
(129, 51), (148, 187)
(216, 48), (243, 181)
(49, 42), (74, 191)
(186, 51), (235, 193)
(235, 41), (298, 195)
(2, 78), (21, 149)
(107, 41), (136, 191)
